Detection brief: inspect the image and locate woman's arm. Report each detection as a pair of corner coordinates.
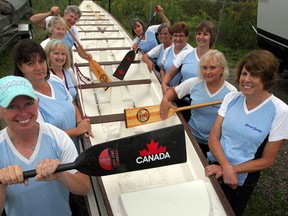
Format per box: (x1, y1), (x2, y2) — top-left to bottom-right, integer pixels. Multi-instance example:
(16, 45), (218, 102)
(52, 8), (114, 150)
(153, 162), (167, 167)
(207, 115), (238, 188)
(0, 184), (7, 213)
(161, 65), (179, 94)
(54, 171), (90, 195)
(156, 5), (170, 26)
(234, 140), (284, 174)
(142, 53), (154, 72)
(64, 102), (94, 138)
(30, 6), (60, 29)
(159, 87), (178, 119)
(160, 65), (165, 82)
(76, 46), (93, 61)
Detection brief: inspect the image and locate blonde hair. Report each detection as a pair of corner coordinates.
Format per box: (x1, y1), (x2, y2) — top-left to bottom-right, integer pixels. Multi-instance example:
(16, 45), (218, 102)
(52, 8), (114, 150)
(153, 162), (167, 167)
(46, 16), (66, 37)
(45, 39), (71, 70)
(198, 49), (229, 79)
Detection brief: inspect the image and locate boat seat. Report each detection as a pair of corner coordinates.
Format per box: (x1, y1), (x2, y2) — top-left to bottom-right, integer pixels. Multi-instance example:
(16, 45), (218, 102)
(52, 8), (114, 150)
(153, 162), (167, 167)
(119, 180), (211, 216)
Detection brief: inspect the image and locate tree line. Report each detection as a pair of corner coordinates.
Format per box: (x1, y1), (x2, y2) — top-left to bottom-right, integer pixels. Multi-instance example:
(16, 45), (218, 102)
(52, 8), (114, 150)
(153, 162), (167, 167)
(98, 0), (258, 49)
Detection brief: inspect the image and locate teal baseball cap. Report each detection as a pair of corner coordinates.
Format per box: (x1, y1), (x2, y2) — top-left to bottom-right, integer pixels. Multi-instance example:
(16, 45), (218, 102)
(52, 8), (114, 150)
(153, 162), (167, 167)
(0, 75), (38, 108)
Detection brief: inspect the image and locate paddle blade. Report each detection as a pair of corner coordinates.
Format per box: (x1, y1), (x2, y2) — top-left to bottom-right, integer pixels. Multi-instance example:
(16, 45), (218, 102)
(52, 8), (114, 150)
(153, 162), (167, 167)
(124, 104), (162, 128)
(75, 124), (186, 176)
(89, 60), (112, 91)
(113, 50), (135, 80)
(19, 125), (186, 179)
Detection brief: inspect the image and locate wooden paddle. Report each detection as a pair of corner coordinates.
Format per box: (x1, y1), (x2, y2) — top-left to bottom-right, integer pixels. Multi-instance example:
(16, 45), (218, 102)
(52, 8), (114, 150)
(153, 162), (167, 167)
(86, 4), (101, 19)
(124, 100), (222, 128)
(15, 124), (186, 179)
(59, 14), (112, 91)
(113, 7), (159, 80)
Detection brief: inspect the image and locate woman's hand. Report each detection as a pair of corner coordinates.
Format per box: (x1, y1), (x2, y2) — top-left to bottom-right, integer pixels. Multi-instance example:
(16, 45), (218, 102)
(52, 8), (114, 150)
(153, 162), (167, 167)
(35, 159), (61, 181)
(156, 5), (163, 14)
(49, 6), (60, 16)
(205, 164), (223, 179)
(85, 53), (93, 62)
(222, 163), (238, 189)
(159, 97), (176, 119)
(0, 165), (28, 186)
(132, 43), (138, 51)
(77, 118), (94, 138)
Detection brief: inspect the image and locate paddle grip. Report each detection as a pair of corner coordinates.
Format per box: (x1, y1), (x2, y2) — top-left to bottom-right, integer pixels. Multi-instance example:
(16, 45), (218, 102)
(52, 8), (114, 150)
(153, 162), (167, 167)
(23, 162), (76, 179)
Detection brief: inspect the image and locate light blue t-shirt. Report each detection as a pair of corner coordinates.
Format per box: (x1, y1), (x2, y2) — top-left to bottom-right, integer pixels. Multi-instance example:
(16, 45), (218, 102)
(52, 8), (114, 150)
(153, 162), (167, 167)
(176, 78), (238, 144)
(174, 48), (200, 83)
(133, 25), (159, 53)
(63, 27), (79, 50)
(50, 69), (77, 101)
(36, 80), (76, 131)
(147, 43), (166, 70)
(207, 92), (288, 186)
(0, 122), (78, 216)
(36, 80), (79, 150)
(162, 44), (193, 87)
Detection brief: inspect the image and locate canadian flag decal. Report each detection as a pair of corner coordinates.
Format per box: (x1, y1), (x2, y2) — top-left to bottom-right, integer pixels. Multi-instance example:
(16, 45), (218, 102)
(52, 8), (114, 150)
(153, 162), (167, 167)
(136, 139), (170, 164)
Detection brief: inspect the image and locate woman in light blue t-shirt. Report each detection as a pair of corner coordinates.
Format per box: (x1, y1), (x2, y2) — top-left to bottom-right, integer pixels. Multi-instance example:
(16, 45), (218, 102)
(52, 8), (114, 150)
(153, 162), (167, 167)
(131, 5), (170, 53)
(205, 50), (288, 216)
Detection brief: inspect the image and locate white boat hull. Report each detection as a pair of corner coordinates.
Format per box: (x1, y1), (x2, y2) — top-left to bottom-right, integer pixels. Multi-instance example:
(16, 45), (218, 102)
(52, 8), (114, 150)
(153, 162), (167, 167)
(73, 1), (233, 215)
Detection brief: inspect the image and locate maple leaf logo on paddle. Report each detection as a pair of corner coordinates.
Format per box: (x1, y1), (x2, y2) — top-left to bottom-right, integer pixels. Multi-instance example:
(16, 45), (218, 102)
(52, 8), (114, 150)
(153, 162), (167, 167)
(139, 139), (166, 156)
(136, 139), (170, 164)
(118, 69), (124, 75)
(126, 57), (133, 62)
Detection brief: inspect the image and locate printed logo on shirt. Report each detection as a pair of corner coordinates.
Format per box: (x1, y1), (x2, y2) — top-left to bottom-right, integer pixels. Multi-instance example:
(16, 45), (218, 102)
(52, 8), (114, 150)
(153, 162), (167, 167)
(245, 123), (262, 133)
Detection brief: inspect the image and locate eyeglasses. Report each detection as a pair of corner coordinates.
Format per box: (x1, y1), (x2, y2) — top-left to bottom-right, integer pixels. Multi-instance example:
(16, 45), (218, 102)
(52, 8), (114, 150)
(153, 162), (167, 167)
(172, 34), (186, 39)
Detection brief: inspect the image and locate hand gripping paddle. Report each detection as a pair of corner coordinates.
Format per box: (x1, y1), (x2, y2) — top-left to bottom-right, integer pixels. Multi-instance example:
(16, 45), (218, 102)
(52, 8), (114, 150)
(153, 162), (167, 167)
(20, 124), (186, 179)
(113, 6), (159, 80)
(58, 14), (112, 90)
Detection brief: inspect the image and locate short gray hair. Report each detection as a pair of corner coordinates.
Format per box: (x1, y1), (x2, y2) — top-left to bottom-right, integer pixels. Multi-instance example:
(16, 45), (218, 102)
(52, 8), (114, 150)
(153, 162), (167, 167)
(198, 49), (229, 79)
(64, 5), (81, 19)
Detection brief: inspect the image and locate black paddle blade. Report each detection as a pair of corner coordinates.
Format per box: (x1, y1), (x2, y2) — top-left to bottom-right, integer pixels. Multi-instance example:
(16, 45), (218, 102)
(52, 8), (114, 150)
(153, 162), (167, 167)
(76, 124), (186, 176)
(113, 50), (135, 80)
(21, 124), (186, 179)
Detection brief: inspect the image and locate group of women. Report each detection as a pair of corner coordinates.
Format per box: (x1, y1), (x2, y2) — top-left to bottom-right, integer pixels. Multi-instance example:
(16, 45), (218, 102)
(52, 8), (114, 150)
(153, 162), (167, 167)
(0, 5), (93, 216)
(132, 6), (288, 216)
(0, 4), (288, 216)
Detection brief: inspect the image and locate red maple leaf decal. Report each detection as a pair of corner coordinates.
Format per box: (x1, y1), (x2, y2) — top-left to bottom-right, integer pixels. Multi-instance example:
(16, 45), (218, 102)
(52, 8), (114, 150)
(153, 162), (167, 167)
(139, 139), (166, 156)
(118, 69), (124, 75)
(126, 57), (133, 62)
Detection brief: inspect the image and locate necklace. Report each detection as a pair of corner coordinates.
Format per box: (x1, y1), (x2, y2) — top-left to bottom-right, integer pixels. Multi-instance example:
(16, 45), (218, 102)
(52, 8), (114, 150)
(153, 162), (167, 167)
(12, 139), (37, 151)
(8, 125), (39, 152)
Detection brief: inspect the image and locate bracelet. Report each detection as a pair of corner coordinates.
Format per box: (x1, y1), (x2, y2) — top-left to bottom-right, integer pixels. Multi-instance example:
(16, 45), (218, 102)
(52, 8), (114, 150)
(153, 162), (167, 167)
(76, 121), (81, 125)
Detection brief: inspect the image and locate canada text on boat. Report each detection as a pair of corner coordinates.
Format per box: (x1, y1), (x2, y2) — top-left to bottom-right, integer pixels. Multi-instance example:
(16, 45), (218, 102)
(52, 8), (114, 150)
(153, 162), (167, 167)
(73, 1), (234, 215)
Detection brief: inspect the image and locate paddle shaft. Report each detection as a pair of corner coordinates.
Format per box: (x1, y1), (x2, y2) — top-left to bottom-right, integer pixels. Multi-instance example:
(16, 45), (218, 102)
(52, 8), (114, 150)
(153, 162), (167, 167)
(56, 14), (88, 56)
(57, 14), (112, 90)
(173, 100), (223, 113)
(23, 162), (76, 179)
(87, 4), (101, 19)
(136, 10), (157, 46)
